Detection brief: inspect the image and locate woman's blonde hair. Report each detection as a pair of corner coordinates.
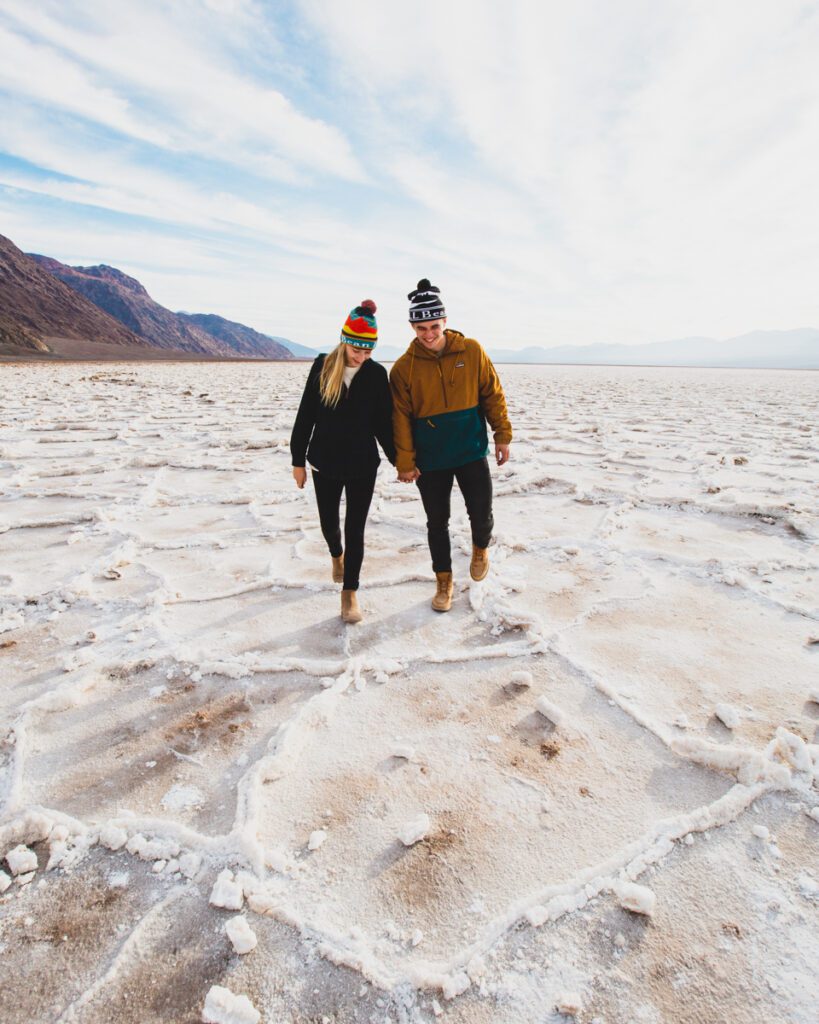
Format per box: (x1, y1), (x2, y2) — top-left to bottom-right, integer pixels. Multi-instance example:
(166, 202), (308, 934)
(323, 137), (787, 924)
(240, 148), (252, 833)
(319, 343), (348, 408)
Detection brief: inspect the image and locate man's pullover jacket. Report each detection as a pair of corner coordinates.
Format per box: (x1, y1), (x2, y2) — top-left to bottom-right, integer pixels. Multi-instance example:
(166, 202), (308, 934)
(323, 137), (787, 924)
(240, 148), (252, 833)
(389, 330), (512, 474)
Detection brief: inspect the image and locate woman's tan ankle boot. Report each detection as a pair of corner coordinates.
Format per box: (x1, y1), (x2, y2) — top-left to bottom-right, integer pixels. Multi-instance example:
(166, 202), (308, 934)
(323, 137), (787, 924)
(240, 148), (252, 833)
(470, 545), (489, 581)
(341, 589), (362, 624)
(431, 571), (454, 612)
(331, 554), (344, 583)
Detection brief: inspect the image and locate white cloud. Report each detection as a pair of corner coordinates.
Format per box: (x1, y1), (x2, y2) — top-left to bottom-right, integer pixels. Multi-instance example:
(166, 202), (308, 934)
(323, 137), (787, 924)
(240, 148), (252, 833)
(0, 0), (365, 182)
(0, 27), (170, 148)
(295, 0), (819, 342)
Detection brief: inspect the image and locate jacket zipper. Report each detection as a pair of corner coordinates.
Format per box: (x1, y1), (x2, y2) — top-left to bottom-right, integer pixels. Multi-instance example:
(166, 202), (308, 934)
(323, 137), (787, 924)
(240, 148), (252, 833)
(437, 361), (448, 408)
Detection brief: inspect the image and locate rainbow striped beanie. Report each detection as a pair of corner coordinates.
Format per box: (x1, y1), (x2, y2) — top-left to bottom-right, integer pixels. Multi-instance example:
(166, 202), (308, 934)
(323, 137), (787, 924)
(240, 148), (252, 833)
(340, 299), (378, 348)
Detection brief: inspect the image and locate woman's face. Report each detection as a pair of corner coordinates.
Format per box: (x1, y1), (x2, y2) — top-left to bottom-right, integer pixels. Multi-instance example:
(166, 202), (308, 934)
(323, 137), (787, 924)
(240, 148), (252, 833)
(344, 344), (372, 367)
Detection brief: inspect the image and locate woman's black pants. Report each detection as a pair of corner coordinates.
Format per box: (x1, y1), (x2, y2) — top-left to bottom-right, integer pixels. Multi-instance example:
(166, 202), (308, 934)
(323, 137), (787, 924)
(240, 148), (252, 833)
(415, 457), (493, 574)
(311, 469), (377, 591)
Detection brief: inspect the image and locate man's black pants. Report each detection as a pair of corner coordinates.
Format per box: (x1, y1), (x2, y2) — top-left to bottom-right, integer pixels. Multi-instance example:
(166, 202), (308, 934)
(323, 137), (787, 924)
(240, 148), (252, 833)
(415, 457), (493, 574)
(312, 469), (377, 591)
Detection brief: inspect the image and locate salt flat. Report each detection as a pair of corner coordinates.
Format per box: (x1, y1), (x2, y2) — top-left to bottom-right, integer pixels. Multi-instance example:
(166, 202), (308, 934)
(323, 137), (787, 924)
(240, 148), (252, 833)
(0, 361), (817, 1024)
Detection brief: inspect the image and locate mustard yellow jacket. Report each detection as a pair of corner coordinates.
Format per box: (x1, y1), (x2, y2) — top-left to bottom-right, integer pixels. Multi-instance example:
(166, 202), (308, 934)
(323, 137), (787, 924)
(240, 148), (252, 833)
(389, 330), (512, 473)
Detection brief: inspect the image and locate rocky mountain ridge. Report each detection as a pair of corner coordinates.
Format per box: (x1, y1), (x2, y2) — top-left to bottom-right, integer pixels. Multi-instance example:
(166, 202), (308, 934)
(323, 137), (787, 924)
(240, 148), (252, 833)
(175, 312), (294, 359)
(0, 234), (148, 357)
(0, 231), (299, 360)
(30, 253), (293, 359)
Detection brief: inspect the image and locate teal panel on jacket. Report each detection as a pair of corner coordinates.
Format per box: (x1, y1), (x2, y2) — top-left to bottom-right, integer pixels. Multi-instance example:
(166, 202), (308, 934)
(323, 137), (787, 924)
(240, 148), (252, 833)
(412, 405), (489, 472)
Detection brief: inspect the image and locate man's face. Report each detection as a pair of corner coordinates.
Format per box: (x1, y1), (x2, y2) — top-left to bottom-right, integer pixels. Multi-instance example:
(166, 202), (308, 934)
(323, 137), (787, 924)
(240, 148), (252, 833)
(411, 317), (447, 352)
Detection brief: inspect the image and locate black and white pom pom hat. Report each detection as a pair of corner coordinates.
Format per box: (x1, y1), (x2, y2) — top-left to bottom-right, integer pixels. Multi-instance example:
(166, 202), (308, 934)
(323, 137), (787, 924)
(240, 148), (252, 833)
(408, 278), (447, 322)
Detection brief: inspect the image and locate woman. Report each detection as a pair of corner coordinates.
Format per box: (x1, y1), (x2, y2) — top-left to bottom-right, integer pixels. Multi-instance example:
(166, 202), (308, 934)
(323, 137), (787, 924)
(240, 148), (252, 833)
(290, 299), (395, 624)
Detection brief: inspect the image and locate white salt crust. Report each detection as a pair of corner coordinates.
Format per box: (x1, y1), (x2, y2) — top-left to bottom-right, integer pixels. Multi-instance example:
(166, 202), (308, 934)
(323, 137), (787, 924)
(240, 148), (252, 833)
(0, 363), (817, 1021)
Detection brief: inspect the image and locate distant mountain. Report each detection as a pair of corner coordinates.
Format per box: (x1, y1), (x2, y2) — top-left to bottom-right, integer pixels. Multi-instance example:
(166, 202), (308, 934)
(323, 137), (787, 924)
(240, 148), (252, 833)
(488, 329), (819, 369)
(0, 233), (148, 357)
(370, 344), (406, 363)
(175, 312), (293, 359)
(274, 337), (318, 358)
(31, 255), (276, 358)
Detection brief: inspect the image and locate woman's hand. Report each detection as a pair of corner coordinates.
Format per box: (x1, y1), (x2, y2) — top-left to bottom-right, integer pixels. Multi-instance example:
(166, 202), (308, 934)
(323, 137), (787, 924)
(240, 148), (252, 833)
(292, 466), (307, 489)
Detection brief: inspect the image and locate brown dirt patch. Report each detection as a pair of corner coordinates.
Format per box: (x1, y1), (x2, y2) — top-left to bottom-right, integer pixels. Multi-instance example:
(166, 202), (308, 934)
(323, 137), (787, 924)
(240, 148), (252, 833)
(165, 692), (252, 751)
(540, 739), (561, 759)
(380, 810), (483, 919)
(310, 771), (381, 829)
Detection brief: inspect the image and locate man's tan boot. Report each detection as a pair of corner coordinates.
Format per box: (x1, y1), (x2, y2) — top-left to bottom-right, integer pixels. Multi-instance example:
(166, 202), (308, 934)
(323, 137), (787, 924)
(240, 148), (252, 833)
(470, 545), (489, 581)
(341, 589), (362, 624)
(431, 571), (454, 612)
(331, 554), (344, 583)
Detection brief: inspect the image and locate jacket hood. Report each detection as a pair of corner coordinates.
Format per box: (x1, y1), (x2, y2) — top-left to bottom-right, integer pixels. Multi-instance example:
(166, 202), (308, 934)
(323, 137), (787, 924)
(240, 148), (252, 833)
(408, 328), (466, 361)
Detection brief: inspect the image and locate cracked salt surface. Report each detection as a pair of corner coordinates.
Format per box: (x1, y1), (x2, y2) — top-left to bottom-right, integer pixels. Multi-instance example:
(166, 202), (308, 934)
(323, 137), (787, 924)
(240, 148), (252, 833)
(0, 362), (817, 1023)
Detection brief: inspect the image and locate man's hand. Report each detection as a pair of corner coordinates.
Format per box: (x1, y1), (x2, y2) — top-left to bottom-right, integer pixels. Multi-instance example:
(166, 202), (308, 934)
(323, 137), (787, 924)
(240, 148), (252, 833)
(398, 468), (421, 483)
(495, 444), (510, 466)
(292, 466), (307, 489)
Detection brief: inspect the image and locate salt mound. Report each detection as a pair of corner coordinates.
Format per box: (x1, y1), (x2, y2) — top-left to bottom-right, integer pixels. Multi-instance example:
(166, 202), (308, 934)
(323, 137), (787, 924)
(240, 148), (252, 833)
(201, 985), (260, 1024)
(715, 703), (740, 729)
(209, 869), (243, 910)
(225, 915), (257, 954)
(615, 880), (656, 916)
(307, 828), (326, 851)
(5, 844), (37, 876)
(399, 813), (431, 846)
(556, 991), (583, 1016)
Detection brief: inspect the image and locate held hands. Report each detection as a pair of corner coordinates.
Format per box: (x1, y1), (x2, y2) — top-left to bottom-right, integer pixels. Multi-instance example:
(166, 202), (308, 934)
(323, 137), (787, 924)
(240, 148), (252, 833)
(397, 450), (507, 480)
(292, 466), (307, 489)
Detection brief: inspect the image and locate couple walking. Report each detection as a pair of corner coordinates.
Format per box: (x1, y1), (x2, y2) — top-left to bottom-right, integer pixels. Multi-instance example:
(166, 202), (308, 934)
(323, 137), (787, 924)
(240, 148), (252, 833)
(290, 279), (513, 624)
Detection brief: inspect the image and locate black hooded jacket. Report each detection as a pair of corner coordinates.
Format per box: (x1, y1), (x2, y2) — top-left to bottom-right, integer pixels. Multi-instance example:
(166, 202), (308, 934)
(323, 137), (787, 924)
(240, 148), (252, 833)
(290, 355), (396, 479)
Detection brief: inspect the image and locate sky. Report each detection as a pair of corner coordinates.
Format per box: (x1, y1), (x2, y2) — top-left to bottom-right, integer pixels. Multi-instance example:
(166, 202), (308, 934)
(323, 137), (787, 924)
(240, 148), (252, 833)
(0, 0), (818, 352)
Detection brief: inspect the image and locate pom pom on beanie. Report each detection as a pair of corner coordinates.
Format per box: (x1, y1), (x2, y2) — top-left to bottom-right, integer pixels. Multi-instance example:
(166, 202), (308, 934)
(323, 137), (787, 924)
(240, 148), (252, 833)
(341, 298), (378, 348)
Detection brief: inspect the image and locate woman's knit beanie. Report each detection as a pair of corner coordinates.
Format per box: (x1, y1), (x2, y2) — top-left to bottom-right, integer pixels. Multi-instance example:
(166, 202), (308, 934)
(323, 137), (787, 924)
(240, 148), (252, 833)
(408, 278), (446, 322)
(341, 299), (378, 348)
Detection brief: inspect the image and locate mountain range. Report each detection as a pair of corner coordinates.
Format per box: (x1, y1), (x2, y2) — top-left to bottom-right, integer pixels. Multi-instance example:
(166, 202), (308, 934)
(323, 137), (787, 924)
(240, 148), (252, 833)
(0, 233), (307, 360)
(488, 330), (819, 369)
(376, 329), (818, 368)
(1, 231), (816, 367)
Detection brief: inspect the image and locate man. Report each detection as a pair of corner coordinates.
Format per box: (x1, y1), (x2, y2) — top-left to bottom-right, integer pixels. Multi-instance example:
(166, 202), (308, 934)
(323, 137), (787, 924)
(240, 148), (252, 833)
(390, 279), (512, 612)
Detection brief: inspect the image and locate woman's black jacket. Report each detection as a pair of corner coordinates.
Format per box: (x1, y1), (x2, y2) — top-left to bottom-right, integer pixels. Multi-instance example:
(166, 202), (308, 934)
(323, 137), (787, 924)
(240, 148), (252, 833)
(290, 355), (396, 479)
